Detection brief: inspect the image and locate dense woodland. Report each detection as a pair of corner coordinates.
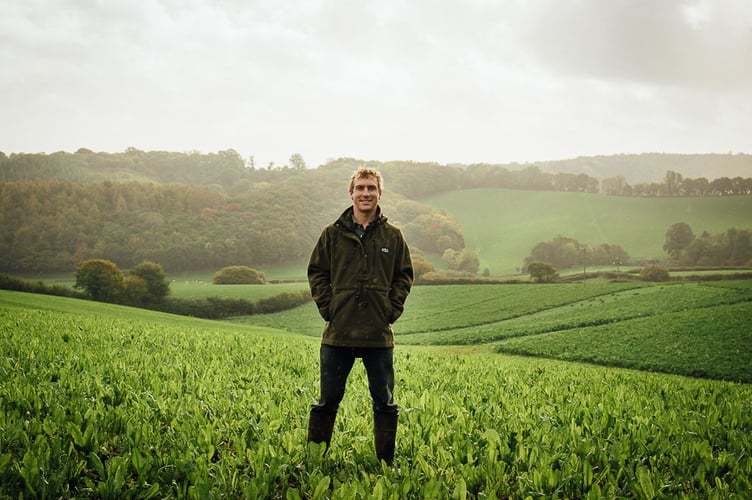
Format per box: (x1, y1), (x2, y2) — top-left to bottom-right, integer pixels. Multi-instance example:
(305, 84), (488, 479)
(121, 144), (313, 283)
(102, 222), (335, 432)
(1, 150), (750, 274)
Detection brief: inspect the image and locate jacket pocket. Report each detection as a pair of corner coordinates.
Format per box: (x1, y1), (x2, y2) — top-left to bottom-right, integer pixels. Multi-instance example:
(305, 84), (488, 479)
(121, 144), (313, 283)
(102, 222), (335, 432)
(328, 287), (356, 328)
(367, 286), (391, 326)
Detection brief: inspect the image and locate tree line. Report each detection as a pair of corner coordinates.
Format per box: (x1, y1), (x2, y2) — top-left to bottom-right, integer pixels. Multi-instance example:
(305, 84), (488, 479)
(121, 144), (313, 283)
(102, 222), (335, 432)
(3, 150), (749, 199)
(602, 170), (752, 197)
(523, 236), (631, 272)
(663, 223), (752, 267)
(524, 223), (752, 274)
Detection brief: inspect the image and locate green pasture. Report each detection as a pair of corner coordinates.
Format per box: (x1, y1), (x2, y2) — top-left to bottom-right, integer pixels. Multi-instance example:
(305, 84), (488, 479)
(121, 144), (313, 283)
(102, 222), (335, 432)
(2, 285), (751, 497)
(421, 189), (752, 276)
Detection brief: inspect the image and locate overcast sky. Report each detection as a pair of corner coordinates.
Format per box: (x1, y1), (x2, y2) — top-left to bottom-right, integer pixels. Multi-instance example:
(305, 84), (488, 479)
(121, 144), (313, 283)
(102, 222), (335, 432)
(2, 0), (751, 168)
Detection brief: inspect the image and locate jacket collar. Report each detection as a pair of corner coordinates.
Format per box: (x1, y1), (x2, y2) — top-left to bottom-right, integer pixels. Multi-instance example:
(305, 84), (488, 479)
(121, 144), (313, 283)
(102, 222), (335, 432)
(337, 206), (386, 231)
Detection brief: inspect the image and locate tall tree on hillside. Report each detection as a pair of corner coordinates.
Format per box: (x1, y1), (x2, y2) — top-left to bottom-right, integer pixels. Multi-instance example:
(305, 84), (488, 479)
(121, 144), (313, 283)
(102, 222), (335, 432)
(664, 171), (684, 197)
(289, 153), (306, 170)
(601, 175), (629, 196)
(663, 222), (695, 259)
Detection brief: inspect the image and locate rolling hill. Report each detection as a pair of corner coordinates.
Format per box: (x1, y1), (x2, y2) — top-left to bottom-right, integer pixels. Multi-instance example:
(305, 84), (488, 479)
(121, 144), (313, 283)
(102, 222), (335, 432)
(422, 188), (752, 276)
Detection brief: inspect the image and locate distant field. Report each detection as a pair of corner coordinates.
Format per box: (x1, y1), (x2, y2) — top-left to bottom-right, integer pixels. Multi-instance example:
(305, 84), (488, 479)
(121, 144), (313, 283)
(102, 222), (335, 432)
(421, 189), (752, 276)
(2, 288), (751, 497)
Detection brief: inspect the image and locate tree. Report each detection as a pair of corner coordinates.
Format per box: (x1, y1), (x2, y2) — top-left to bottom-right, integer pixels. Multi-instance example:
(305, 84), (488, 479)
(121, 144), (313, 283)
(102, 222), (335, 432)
(525, 235), (581, 270)
(289, 153), (306, 170)
(601, 175), (629, 196)
(409, 249), (434, 280)
(456, 249), (480, 273)
(728, 228), (752, 265)
(74, 259), (124, 301)
(663, 170), (684, 197)
(130, 260), (170, 302)
(663, 222), (695, 259)
(527, 261), (559, 282)
(123, 275), (150, 304)
(442, 248), (480, 274)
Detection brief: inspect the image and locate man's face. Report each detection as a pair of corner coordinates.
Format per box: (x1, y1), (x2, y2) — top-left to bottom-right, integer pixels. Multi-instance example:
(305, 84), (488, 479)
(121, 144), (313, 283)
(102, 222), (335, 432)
(350, 175), (381, 214)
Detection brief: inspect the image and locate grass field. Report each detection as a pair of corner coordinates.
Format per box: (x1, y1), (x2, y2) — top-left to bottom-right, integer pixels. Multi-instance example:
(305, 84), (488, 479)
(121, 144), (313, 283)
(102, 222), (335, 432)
(2, 279), (750, 497)
(421, 189), (752, 276)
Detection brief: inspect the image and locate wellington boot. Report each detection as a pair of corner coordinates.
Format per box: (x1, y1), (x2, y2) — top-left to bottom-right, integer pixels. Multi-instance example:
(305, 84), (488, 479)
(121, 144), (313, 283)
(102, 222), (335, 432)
(373, 412), (398, 465)
(307, 410), (336, 451)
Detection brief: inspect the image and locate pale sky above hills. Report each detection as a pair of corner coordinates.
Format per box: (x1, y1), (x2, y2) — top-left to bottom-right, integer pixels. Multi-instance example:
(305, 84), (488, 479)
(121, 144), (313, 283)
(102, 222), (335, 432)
(1, 0), (751, 169)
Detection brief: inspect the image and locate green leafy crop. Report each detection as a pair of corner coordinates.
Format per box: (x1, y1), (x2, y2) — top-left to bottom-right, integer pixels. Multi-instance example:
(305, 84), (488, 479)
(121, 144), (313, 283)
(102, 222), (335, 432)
(1, 288), (751, 498)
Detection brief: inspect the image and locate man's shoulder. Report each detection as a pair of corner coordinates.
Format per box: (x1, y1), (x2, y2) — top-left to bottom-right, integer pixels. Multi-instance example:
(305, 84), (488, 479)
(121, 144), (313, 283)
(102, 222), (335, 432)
(379, 219), (407, 239)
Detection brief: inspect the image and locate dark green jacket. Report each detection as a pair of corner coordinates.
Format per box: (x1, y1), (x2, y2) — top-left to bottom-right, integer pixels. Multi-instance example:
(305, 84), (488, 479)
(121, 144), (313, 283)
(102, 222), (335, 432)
(308, 207), (414, 348)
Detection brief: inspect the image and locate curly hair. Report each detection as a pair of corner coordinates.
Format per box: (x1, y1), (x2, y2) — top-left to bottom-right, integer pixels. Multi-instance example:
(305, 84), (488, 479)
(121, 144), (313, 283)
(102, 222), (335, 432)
(349, 167), (383, 194)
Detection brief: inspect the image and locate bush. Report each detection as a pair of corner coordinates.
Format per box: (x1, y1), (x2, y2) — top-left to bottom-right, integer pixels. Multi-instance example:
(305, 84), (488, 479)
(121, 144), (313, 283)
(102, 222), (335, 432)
(212, 266), (266, 284)
(640, 265), (671, 282)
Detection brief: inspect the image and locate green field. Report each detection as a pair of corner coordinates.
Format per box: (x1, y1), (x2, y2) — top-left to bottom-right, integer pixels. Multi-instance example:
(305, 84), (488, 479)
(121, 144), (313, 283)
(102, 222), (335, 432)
(422, 189), (752, 276)
(2, 280), (751, 497)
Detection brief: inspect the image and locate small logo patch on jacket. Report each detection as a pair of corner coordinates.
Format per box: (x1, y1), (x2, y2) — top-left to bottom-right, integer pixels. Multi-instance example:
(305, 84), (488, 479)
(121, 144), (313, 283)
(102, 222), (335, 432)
(381, 247), (389, 253)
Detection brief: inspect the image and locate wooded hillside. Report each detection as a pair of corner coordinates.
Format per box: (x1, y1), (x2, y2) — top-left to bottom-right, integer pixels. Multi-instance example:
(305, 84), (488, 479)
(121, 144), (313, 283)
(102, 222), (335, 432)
(1, 150), (750, 275)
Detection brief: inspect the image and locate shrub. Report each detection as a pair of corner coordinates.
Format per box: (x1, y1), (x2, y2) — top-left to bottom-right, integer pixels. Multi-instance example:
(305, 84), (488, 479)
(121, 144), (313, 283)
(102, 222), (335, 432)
(212, 266), (266, 284)
(640, 265), (670, 282)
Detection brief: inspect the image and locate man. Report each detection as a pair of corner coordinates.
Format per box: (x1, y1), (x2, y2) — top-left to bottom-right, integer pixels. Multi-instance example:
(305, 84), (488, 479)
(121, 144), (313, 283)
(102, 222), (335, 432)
(307, 167), (414, 465)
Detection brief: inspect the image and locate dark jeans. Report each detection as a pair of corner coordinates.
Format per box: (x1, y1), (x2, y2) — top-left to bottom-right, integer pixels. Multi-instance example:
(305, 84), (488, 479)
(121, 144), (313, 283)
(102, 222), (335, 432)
(310, 344), (398, 416)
